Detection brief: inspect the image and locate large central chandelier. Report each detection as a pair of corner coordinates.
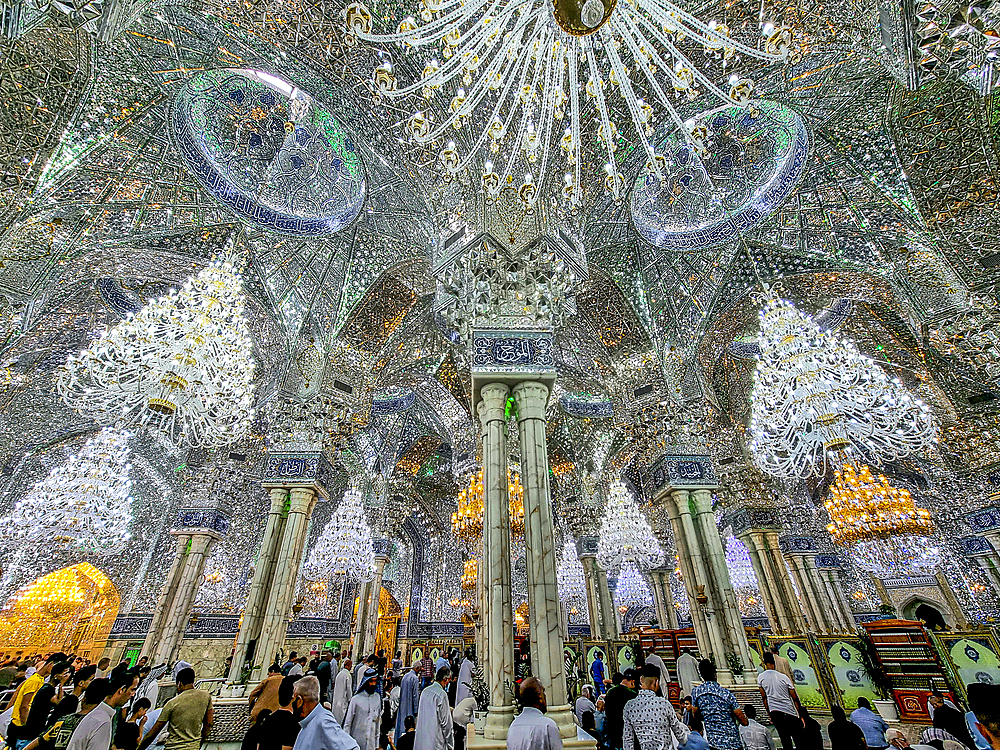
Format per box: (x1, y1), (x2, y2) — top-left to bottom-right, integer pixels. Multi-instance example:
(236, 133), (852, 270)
(346, 0), (795, 203)
(302, 488), (375, 582)
(56, 238), (256, 448)
(749, 297), (938, 479)
(825, 463), (940, 576)
(598, 481), (664, 574)
(451, 466), (525, 543)
(2, 428), (133, 556)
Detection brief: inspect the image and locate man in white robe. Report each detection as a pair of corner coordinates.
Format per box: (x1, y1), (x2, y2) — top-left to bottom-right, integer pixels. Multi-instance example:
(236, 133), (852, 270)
(333, 659), (354, 726)
(643, 648), (671, 697)
(396, 668), (420, 742)
(676, 650), (700, 698)
(344, 669), (382, 750)
(292, 676), (360, 750)
(507, 677), (562, 750)
(414, 666), (454, 750)
(455, 651), (474, 706)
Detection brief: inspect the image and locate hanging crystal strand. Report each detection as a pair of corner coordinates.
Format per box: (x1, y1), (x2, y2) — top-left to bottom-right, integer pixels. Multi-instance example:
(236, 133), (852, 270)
(565, 44), (583, 205)
(601, 27), (659, 173)
(584, 43), (623, 200)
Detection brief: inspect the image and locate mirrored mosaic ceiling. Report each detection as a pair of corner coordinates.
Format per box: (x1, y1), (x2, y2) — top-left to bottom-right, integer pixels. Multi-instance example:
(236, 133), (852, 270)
(3, 0), (1000, 622)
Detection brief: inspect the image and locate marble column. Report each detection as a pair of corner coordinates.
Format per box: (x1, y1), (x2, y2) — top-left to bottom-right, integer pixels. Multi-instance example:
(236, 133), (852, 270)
(647, 569), (679, 630)
(478, 383), (515, 740)
(250, 487), (318, 681)
(660, 490), (718, 666)
(691, 489), (753, 679)
(141, 534), (190, 662)
(783, 553), (826, 631)
(149, 533), (217, 663)
(815, 563), (856, 632)
(229, 488), (289, 682)
(577, 539), (618, 639)
(513, 380), (576, 739)
(357, 550), (390, 660)
(739, 530), (805, 633)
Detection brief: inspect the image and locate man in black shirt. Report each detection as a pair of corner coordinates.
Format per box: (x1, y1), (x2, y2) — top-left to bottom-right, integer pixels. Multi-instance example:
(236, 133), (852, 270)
(602, 669), (637, 750)
(396, 714), (416, 750)
(258, 675), (302, 750)
(21, 662), (72, 744)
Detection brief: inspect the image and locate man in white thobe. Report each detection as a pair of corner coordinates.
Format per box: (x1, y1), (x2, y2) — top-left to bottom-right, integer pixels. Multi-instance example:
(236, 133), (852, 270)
(676, 650), (700, 697)
(292, 677), (360, 750)
(644, 648), (671, 696)
(344, 669), (382, 750)
(396, 667), (420, 742)
(414, 666), (454, 750)
(455, 651), (474, 706)
(333, 659), (354, 726)
(507, 677), (562, 750)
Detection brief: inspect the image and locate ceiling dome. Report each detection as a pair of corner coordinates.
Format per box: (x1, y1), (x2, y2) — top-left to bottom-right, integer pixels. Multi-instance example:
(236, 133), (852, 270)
(172, 68), (366, 236)
(629, 100), (808, 251)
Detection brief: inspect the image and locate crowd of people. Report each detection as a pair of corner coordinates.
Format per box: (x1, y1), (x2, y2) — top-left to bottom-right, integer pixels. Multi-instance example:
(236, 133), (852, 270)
(0, 652), (211, 750)
(240, 647), (478, 750)
(6, 644), (1000, 750)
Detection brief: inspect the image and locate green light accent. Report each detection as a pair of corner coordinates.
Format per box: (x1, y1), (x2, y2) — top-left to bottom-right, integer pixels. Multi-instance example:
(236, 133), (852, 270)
(505, 396), (517, 419)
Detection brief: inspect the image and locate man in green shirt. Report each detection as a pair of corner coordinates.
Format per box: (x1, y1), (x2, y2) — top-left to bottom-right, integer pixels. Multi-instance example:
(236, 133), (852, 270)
(137, 668), (212, 750)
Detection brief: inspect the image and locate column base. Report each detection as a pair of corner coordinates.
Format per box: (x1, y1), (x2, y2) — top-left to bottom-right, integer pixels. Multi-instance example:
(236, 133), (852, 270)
(484, 705), (515, 740)
(545, 704), (579, 740)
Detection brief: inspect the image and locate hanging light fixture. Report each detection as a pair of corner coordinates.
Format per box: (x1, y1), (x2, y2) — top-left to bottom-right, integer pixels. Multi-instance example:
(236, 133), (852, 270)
(2, 428), (133, 556)
(557, 541), (586, 603)
(56, 238), (257, 448)
(451, 466), (525, 543)
(598, 481), (664, 574)
(825, 463), (940, 576)
(461, 558), (478, 590)
(749, 297), (938, 479)
(615, 559), (653, 614)
(345, 0), (797, 203)
(302, 488), (375, 582)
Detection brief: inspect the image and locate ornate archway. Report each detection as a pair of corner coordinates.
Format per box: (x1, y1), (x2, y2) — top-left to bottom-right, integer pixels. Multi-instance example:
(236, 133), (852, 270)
(0, 563), (120, 660)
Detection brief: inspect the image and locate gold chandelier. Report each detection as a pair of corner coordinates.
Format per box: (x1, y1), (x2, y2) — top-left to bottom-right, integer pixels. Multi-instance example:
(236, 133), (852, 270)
(461, 559), (477, 590)
(451, 467), (525, 542)
(825, 464), (933, 544)
(824, 463), (940, 576)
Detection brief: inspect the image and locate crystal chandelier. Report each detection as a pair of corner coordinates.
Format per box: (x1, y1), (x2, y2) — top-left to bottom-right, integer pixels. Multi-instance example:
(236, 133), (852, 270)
(557, 541), (586, 603)
(598, 481), (664, 574)
(749, 297), (938, 479)
(346, 0), (796, 203)
(825, 463), (940, 576)
(56, 238), (256, 448)
(302, 488), (375, 582)
(2, 428), (133, 556)
(724, 534), (758, 589)
(461, 558), (477, 590)
(615, 559), (653, 614)
(451, 467), (525, 544)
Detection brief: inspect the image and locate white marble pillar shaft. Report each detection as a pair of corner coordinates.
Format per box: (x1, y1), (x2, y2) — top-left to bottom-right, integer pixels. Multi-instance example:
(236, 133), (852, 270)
(229, 488), (289, 682)
(663, 490), (717, 663)
(784, 555), (825, 631)
(513, 380), (576, 738)
(741, 532), (785, 632)
(252, 487), (317, 681)
(691, 489), (752, 681)
(142, 534), (190, 661)
(762, 532), (807, 632)
(478, 383), (515, 740)
(155, 533), (216, 664)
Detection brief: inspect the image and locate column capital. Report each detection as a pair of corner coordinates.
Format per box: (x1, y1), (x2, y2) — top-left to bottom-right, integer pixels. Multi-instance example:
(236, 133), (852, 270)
(477, 382), (510, 426)
(575, 534), (600, 559)
(263, 451), (336, 499)
(511, 380), (550, 419)
(779, 535), (819, 555)
(170, 508), (230, 538)
(289, 486), (318, 513)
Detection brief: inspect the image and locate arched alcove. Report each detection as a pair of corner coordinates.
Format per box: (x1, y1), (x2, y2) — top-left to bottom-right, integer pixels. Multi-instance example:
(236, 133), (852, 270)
(0, 563), (120, 660)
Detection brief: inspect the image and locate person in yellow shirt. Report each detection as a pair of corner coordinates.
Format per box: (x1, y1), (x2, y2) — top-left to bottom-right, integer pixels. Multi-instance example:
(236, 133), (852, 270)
(9, 655), (61, 749)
